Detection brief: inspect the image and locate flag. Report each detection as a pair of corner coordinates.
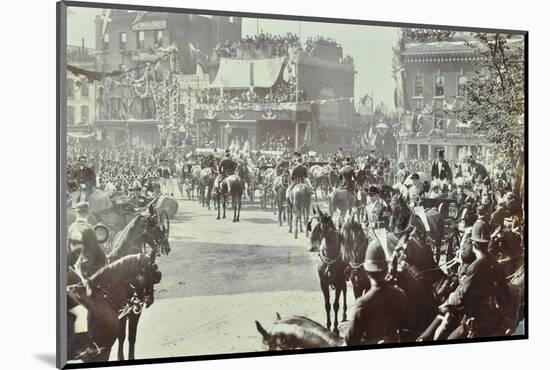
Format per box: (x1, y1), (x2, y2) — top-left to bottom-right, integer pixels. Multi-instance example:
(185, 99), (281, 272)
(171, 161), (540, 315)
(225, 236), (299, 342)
(189, 42), (199, 55)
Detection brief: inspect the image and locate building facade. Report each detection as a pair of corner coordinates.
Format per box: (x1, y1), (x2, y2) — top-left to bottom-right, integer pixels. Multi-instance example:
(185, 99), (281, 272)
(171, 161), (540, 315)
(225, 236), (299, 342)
(67, 43), (97, 133)
(396, 31), (486, 161)
(92, 10), (242, 148)
(193, 39), (356, 152)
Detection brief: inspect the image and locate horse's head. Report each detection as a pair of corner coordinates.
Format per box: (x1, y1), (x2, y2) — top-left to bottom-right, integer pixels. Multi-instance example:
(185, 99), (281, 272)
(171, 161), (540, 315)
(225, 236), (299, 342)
(307, 206), (335, 251)
(131, 253), (163, 309)
(340, 211), (367, 264)
(389, 193), (410, 233)
(142, 204), (171, 256)
(255, 314), (341, 350)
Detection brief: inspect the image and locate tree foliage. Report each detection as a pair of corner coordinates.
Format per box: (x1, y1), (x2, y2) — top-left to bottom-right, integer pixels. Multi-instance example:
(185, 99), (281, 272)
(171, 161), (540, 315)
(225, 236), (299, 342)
(460, 33), (525, 167)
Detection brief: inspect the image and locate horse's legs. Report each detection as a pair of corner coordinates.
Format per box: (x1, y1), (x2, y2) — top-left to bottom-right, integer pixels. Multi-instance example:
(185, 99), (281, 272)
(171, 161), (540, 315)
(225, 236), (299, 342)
(294, 207), (299, 239)
(127, 313), (140, 360)
(217, 192), (221, 220)
(305, 208), (310, 238)
(234, 194), (238, 221)
(237, 194), (242, 221)
(342, 281), (348, 322)
(321, 280), (332, 330)
(116, 317), (127, 361)
(223, 194), (226, 218)
(288, 202), (293, 234)
(333, 286), (341, 334)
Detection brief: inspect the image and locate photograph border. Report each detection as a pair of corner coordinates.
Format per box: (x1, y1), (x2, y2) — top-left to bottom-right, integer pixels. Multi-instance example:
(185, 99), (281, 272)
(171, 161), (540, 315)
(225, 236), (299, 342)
(56, 1), (529, 368)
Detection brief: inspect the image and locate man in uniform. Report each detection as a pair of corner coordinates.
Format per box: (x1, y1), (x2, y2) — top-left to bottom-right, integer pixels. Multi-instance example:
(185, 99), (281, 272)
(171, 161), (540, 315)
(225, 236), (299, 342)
(288, 154), (311, 195)
(67, 202), (106, 280)
(365, 186), (389, 229)
(338, 157), (357, 193)
(215, 149), (237, 190)
(439, 218), (513, 339)
(73, 155), (96, 203)
(431, 149), (453, 183)
(345, 241), (412, 345)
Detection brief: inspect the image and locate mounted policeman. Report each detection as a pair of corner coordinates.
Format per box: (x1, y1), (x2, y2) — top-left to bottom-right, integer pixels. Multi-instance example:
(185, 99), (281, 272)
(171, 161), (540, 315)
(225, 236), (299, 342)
(214, 149), (237, 191)
(338, 157), (357, 193)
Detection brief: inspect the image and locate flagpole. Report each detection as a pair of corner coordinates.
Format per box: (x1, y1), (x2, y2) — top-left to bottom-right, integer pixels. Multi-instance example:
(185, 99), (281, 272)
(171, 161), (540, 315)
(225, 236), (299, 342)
(294, 22), (301, 151)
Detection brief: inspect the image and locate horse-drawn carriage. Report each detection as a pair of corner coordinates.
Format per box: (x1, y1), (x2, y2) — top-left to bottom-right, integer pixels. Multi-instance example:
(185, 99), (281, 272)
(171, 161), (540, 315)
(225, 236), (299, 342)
(67, 190), (178, 243)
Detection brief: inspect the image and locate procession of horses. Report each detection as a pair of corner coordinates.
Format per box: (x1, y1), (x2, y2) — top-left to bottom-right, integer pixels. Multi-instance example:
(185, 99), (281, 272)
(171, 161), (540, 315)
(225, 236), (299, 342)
(65, 147), (525, 362)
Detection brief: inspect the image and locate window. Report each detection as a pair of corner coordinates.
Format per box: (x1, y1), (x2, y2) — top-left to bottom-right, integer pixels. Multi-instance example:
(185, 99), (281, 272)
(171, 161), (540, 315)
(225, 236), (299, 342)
(120, 32), (127, 49)
(229, 16), (235, 23)
(414, 75), (423, 97)
(434, 75), (445, 96)
(457, 75), (467, 97)
(81, 105), (89, 124)
(155, 30), (163, 45)
(103, 33), (109, 50)
(67, 79), (74, 98)
(68, 106), (75, 125)
(80, 82), (89, 98)
(137, 31), (145, 49)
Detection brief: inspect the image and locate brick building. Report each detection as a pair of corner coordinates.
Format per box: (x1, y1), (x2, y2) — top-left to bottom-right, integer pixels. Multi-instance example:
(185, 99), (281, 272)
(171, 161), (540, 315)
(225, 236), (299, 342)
(395, 31), (486, 161)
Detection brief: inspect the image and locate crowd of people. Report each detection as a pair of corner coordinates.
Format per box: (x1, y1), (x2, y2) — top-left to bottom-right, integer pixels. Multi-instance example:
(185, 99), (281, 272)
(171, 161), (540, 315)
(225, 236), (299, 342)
(304, 35), (341, 53)
(196, 82), (305, 109)
(257, 133), (293, 152)
(212, 32), (301, 59)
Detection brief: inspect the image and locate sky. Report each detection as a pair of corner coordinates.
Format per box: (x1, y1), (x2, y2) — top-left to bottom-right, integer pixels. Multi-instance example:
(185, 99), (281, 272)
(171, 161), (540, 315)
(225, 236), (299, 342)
(67, 7), (400, 108)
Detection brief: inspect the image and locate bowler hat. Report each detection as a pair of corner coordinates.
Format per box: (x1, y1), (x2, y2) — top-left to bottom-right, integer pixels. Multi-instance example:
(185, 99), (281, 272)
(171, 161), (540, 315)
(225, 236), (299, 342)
(367, 185), (379, 195)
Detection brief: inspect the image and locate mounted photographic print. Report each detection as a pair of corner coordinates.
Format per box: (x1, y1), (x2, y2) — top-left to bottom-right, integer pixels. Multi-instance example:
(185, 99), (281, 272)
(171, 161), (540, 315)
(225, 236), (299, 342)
(57, 1), (527, 368)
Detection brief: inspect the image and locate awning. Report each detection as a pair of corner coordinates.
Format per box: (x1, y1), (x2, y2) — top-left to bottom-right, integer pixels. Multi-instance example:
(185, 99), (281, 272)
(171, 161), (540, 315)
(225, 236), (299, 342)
(253, 58), (285, 88)
(211, 59), (253, 88)
(210, 57), (285, 89)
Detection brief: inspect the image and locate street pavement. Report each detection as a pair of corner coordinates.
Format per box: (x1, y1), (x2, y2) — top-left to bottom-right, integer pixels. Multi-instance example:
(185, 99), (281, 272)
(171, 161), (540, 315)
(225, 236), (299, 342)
(121, 194), (340, 360)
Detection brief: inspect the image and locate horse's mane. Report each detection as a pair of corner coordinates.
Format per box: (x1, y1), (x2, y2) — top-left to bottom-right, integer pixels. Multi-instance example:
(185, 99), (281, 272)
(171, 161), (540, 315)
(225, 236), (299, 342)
(275, 316), (342, 346)
(89, 254), (148, 288)
(340, 217), (367, 264)
(109, 214), (145, 260)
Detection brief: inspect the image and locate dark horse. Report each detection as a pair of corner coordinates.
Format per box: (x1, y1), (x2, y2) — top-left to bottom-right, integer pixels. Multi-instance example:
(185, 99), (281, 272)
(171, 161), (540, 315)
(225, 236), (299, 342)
(67, 251), (161, 362)
(308, 206), (347, 334)
(105, 204), (170, 361)
(217, 165), (244, 222)
(339, 211), (370, 299)
(389, 193), (445, 265)
(255, 313), (344, 350)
